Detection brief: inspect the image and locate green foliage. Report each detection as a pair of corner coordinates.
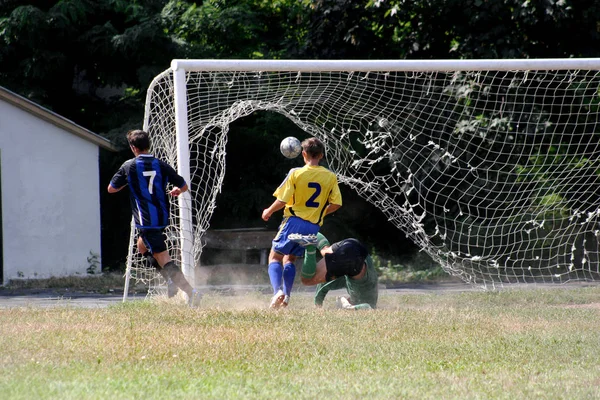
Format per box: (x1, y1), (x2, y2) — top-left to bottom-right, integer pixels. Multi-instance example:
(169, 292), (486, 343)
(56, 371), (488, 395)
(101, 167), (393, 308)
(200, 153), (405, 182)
(86, 251), (101, 275)
(161, 0), (309, 59)
(0, 0), (180, 132)
(299, 0), (391, 59)
(366, 0), (600, 59)
(371, 250), (447, 284)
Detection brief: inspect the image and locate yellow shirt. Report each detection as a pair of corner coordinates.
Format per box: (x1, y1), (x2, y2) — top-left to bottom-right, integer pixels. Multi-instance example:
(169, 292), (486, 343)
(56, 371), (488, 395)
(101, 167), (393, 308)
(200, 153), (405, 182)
(274, 165), (342, 225)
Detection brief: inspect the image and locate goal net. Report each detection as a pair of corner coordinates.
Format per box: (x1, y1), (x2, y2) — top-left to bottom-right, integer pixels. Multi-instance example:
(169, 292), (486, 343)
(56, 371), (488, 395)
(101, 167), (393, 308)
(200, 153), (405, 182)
(124, 58), (600, 297)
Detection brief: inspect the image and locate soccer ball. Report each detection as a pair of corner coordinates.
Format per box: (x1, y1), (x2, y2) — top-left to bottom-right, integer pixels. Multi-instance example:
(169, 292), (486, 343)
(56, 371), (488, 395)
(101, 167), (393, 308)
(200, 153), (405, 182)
(280, 136), (302, 159)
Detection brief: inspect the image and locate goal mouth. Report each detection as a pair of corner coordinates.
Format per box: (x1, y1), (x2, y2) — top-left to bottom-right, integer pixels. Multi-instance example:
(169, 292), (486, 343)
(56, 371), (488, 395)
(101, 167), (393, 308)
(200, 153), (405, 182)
(124, 58), (600, 298)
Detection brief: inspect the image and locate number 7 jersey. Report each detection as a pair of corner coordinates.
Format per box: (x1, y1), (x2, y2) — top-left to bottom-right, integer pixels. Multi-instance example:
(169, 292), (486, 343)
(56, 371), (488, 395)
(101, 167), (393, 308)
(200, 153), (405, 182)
(274, 165), (342, 226)
(109, 154), (187, 229)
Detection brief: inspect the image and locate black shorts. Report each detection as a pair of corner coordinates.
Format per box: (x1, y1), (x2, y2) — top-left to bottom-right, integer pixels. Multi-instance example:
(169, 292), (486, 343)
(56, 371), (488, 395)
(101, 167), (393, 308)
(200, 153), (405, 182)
(139, 228), (167, 254)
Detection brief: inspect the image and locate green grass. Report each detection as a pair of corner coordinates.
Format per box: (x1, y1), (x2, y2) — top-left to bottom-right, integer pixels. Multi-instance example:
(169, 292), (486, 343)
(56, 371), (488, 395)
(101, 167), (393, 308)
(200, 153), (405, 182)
(1, 286), (599, 399)
(3, 273), (127, 293)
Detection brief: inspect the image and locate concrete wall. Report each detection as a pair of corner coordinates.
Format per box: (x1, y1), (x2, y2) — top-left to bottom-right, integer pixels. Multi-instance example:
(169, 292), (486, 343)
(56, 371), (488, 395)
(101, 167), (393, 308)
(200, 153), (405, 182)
(0, 100), (102, 283)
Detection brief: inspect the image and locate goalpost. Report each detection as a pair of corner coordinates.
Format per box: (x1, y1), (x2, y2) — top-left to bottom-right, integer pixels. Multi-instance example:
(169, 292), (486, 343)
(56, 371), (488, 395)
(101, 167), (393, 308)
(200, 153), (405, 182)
(123, 58), (600, 299)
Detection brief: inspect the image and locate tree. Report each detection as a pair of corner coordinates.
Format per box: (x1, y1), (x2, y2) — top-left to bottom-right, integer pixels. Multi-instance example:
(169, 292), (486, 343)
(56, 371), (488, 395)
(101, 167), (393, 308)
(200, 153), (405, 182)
(0, 0), (182, 135)
(161, 0), (310, 59)
(365, 0), (600, 59)
(297, 0), (390, 59)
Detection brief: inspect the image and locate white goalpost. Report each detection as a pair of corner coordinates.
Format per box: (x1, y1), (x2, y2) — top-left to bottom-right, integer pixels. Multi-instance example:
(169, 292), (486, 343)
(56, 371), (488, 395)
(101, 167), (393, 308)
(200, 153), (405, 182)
(123, 58), (600, 299)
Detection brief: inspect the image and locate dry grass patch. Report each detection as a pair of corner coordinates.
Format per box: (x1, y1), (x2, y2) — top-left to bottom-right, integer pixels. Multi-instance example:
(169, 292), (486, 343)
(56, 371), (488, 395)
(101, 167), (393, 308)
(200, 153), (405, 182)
(0, 285), (599, 399)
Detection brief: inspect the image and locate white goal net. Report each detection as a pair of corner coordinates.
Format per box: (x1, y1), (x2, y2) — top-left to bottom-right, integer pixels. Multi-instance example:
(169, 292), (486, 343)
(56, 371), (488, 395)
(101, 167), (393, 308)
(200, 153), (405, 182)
(124, 58), (600, 297)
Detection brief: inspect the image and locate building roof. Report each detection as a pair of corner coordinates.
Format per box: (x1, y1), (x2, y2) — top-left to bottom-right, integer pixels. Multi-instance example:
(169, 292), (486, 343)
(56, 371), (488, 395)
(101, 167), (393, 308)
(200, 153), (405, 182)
(0, 86), (118, 152)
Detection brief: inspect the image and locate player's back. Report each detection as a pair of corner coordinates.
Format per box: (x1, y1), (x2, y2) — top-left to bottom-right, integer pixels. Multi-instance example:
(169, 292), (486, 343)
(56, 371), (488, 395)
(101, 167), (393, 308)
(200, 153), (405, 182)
(126, 154), (173, 228)
(346, 255), (378, 308)
(275, 165), (342, 225)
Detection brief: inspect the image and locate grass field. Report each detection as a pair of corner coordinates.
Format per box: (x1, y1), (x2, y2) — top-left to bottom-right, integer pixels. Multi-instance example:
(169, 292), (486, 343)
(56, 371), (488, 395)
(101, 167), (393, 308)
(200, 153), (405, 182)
(0, 285), (599, 399)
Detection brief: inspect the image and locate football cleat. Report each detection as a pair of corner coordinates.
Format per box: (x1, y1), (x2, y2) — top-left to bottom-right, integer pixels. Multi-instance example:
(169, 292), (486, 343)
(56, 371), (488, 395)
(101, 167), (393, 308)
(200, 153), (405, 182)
(336, 296), (352, 309)
(269, 289), (285, 309)
(188, 289), (202, 308)
(288, 233), (318, 248)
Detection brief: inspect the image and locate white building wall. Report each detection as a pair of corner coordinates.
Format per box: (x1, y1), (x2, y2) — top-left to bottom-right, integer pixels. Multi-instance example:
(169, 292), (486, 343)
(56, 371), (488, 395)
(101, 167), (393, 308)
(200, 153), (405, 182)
(0, 101), (102, 283)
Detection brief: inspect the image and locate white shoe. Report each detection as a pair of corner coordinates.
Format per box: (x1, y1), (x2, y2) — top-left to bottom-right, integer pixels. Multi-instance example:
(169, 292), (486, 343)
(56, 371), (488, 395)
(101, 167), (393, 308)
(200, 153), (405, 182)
(269, 290), (285, 309)
(336, 296), (352, 309)
(288, 233), (318, 248)
(281, 295), (290, 308)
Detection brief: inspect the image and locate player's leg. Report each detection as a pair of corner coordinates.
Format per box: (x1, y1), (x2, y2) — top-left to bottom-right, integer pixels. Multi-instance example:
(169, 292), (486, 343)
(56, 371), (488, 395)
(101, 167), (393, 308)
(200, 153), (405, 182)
(153, 251), (190, 294)
(141, 229), (200, 306)
(269, 216), (318, 308)
(268, 249), (285, 308)
(281, 254), (297, 307)
(302, 257), (328, 285)
(301, 245), (317, 281)
(137, 236), (178, 298)
(289, 232), (329, 285)
(157, 253), (202, 307)
(268, 218), (295, 308)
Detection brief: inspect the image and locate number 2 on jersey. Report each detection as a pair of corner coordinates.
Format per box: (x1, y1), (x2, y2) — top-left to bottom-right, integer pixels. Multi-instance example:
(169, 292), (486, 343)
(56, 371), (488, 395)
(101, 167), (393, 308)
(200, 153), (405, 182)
(306, 182), (321, 208)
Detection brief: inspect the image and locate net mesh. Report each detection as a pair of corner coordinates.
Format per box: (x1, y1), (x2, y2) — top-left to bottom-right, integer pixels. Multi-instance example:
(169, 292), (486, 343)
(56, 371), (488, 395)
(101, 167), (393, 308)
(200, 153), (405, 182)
(128, 63), (600, 293)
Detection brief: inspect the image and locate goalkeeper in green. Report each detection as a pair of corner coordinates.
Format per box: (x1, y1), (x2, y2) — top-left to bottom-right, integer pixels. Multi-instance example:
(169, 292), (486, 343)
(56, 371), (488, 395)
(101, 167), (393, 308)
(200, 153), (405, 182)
(289, 233), (378, 309)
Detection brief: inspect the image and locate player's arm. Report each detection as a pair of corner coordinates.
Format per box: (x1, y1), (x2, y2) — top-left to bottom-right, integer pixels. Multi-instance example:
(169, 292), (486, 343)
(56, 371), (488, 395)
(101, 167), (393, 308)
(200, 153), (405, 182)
(324, 203), (341, 216)
(324, 178), (342, 216)
(314, 277), (347, 307)
(107, 183), (124, 193)
(169, 183), (188, 197)
(263, 169), (294, 221)
(163, 162), (189, 197)
(262, 199), (286, 221)
(107, 162), (130, 193)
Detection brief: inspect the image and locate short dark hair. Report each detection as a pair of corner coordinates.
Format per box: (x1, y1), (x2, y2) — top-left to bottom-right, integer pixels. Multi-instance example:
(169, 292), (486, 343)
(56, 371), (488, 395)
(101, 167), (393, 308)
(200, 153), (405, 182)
(301, 137), (325, 159)
(127, 129), (150, 151)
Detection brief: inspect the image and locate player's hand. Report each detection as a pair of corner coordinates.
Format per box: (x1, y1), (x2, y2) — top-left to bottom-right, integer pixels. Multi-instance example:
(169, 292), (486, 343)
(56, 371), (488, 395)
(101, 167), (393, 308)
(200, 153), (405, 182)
(261, 209), (271, 221)
(170, 187), (182, 197)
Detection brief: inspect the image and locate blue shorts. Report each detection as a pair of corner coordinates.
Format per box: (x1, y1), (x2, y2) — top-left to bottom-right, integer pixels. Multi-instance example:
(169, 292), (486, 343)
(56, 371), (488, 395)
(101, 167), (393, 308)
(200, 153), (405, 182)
(272, 216), (320, 257)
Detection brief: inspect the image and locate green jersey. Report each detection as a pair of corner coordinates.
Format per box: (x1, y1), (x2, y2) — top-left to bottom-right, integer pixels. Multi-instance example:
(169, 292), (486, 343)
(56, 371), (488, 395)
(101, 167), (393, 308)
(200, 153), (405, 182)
(314, 255), (378, 308)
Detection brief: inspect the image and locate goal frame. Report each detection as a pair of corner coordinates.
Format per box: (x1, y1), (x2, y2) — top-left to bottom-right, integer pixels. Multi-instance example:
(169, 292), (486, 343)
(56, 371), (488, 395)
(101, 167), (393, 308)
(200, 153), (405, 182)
(123, 58), (600, 300)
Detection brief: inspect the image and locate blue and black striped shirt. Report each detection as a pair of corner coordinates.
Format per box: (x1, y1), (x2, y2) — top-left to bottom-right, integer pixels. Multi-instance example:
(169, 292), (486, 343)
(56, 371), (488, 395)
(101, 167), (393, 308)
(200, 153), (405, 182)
(110, 154), (186, 229)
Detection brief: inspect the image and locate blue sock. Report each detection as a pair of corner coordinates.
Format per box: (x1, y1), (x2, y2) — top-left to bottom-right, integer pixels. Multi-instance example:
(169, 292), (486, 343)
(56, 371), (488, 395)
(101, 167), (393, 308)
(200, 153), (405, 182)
(282, 262), (296, 297)
(268, 262), (283, 294)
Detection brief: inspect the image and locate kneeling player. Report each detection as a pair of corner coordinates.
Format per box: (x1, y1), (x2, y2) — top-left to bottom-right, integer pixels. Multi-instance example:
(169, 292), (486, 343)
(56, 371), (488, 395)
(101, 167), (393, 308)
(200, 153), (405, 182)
(289, 233), (378, 310)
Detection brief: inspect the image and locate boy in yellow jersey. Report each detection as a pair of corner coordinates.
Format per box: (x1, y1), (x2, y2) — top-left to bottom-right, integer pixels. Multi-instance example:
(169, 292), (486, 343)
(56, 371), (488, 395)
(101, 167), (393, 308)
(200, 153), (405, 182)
(261, 137), (342, 309)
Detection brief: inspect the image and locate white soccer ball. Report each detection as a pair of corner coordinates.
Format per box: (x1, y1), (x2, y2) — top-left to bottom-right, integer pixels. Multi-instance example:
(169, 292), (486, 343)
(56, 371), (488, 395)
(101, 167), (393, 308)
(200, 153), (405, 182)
(378, 117), (390, 128)
(280, 136), (302, 159)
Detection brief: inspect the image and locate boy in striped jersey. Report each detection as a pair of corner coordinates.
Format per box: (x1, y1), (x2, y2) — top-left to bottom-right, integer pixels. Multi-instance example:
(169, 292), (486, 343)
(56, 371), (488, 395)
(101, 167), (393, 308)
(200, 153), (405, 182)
(108, 129), (201, 307)
(261, 137), (342, 309)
